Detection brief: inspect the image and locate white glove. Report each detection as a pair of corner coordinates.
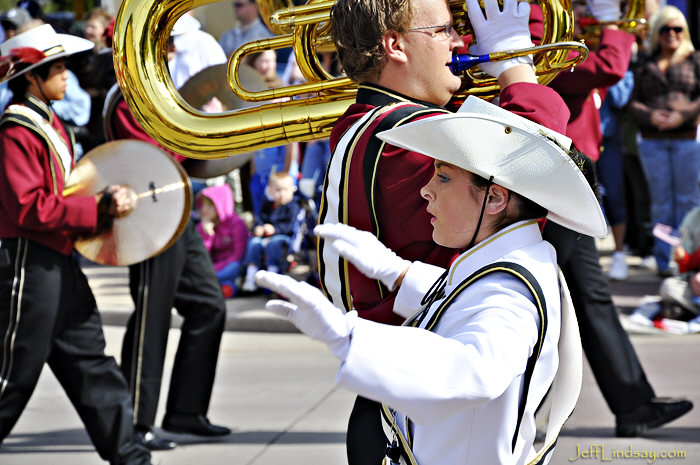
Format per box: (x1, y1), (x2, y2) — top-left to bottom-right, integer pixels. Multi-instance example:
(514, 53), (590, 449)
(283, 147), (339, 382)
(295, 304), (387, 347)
(315, 223), (411, 291)
(466, 0), (534, 78)
(255, 271), (356, 359)
(587, 0), (621, 22)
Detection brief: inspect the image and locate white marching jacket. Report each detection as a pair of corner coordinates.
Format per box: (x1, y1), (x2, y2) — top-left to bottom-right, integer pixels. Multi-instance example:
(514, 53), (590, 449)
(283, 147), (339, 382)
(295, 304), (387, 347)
(336, 221), (563, 465)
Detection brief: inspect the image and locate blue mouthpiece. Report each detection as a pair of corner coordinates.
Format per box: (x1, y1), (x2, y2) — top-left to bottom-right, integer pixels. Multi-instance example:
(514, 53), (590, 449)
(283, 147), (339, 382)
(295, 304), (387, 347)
(448, 53), (491, 75)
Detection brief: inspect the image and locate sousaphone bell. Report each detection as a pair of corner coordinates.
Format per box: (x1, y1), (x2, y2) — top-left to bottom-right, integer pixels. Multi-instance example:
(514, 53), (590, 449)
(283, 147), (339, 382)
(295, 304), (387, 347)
(113, 0), (587, 159)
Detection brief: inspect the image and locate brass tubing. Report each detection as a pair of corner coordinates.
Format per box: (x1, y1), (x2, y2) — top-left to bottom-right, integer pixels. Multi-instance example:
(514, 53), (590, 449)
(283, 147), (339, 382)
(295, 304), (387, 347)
(113, 0), (584, 160)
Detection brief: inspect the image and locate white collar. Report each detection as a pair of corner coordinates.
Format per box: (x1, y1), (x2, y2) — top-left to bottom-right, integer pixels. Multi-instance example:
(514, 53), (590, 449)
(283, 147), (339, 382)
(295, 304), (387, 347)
(446, 220), (543, 287)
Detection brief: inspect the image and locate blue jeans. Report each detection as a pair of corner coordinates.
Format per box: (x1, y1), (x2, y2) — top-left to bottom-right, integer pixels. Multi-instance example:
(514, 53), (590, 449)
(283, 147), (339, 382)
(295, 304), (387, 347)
(301, 140), (331, 180)
(300, 140), (331, 204)
(598, 136), (627, 226)
(243, 235), (292, 270)
(638, 137), (700, 271)
(249, 173), (268, 217)
(216, 261), (242, 286)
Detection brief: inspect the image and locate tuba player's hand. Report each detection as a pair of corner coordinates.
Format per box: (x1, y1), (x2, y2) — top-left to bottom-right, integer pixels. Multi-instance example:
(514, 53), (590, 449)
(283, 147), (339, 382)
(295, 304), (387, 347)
(465, 0), (534, 78)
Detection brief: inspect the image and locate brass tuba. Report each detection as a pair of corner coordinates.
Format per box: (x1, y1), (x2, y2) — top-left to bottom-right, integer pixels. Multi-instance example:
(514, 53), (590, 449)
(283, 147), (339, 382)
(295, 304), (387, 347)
(113, 0), (585, 160)
(577, 0), (647, 44)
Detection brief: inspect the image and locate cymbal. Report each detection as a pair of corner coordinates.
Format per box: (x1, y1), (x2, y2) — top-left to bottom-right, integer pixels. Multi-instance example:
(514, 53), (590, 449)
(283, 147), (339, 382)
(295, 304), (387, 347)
(65, 140), (192, 266)
(178, 63), (267, 111)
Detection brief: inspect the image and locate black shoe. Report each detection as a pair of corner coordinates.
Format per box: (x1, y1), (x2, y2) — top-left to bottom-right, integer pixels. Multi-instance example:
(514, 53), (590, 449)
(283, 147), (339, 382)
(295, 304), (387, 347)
(133, 425), (177, 451)
(616, 397), (693, 437)
(162, 413), (231, 436)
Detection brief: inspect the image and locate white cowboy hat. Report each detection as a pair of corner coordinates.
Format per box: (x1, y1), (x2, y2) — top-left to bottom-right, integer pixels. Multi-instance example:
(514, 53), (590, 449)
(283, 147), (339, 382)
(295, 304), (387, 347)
(376, 96), (607, 238)
(0, 23), (94, 83)
(1, 7), (32, 29)
(172, 14), (201, 36)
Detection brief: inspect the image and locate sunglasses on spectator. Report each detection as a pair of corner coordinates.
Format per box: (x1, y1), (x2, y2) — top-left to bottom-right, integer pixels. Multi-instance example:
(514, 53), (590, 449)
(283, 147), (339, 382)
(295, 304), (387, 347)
(660, 26), (684, 35)
(233, 1), (250, 7)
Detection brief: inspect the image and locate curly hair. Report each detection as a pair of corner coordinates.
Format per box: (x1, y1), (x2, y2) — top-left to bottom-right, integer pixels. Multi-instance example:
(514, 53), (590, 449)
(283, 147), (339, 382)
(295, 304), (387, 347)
(330, 0), (414, 82)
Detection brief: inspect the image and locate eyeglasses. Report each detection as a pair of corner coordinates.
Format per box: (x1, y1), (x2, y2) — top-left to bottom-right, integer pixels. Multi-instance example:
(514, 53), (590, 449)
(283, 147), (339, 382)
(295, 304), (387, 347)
(405, 22), (453, 41)
(660, 25), (684, 35)
(233, 1), (250, 7)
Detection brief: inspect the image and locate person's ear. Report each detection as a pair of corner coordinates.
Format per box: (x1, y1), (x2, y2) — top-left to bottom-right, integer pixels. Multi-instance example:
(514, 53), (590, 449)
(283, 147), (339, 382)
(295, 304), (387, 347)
(382, 30), (408, 65)
(485, 184), (510, 215)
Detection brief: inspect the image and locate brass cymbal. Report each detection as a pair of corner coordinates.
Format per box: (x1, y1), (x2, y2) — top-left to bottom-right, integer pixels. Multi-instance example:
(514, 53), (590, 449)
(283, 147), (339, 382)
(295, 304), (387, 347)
(65, 140), (192, 266)
(178, 63), (267, 111)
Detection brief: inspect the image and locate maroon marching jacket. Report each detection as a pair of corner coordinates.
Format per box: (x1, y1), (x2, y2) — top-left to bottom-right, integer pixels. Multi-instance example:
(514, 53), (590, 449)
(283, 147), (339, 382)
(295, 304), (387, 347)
(319, 82), (569, 324)
(0, 94), (97, 255)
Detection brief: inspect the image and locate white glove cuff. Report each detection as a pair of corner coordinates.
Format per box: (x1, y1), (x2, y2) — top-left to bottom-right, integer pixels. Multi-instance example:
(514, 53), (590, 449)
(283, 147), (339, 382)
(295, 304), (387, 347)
(470, 32), (534, 55)
(327, 310), (358, 360)
(385, 258), (412, 292)
(479, 54), (534, 79)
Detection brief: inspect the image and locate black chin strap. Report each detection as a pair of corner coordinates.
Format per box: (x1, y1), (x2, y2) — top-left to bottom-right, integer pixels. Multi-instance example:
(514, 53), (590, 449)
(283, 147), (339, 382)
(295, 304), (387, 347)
(29, 73), (52, 105)
(37, 82), (51, 105)
(466, 176), (494, 250)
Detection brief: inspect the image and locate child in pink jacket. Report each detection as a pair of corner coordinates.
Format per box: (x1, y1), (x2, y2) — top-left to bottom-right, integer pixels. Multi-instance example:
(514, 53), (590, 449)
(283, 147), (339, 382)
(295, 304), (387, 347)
(197, 184), (250, 297)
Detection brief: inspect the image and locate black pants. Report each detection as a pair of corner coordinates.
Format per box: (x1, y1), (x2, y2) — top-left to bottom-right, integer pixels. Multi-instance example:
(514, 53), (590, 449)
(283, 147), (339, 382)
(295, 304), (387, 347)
(542, 222), (655, 414)
(121, 220), (226, 427)
(347, 395), (386, 465)
(0, 239), (150, 465)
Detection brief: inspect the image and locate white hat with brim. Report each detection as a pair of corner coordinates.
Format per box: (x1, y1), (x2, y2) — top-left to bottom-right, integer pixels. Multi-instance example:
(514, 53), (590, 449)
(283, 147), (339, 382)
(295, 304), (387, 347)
(376, 96), (607, 238)
(172, 14), (201, 36)
(2, 7), (32, 29)
(0, 24), (94, 83)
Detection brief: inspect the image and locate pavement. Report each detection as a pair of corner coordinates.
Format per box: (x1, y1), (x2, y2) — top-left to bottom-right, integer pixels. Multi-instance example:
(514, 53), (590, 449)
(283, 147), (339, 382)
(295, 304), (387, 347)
(1, 238), (699, 465)
(85, 261), (299, 333)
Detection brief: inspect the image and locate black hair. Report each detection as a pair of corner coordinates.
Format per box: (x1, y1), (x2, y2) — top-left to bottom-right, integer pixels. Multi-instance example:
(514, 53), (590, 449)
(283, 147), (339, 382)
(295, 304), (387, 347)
(7, 59), (55, 99)
(0, 20), (17, 31)
(568, 146), (601, 201)
(16, 0), (43, 19)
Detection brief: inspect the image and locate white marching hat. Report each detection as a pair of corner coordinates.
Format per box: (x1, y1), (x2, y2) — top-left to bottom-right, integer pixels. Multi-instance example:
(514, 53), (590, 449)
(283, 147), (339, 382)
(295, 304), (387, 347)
(376, 96), (607, 238)
(0, 23), (94, 83)
(172, 14), (201, 36)
(2, 7), (32, 29)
